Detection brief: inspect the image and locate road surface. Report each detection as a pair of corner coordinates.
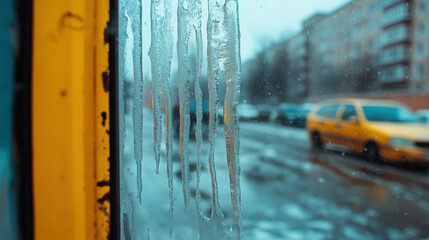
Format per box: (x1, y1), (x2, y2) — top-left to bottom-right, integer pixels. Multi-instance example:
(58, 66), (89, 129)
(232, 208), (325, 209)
(121, 111), (429, 240)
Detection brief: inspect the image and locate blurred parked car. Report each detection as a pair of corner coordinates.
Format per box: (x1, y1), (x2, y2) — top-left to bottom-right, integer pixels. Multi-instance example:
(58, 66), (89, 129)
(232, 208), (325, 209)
(238, 104), (259, 121)
(256, 105), (275, 122)
(416, 110), (429, 124)
(307, 98), (429, 163)
(296, 103), (315, 128)
(272, 104), (307, 127)
(301, 103), (315, 114)
(173, 101), (211, 140)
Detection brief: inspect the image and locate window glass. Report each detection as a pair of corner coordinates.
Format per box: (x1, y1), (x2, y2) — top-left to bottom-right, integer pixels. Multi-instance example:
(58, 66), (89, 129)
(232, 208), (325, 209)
(419, 1), (426, 15)
(362, 105), (418, 122)
(119, 0), (242, 239)
(382, 25), (408, 45)
(414, 64), (424, 79)
(383, 3), (409, 25)
(118, 0), (429, 239)
(325, 104), (341, 118)
(381, 45), (408, 64)
(341, 105), (358, 120)
(317, 104), (340, 119)
(380, 65), (406, 82)
(316, 105), (330, 117)
(416, 42), (425, 58)
(417, 22), (425, 36)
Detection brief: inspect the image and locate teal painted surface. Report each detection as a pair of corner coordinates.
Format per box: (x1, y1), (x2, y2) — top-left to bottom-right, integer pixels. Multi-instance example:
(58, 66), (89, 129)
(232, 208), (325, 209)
(0, 0), (17, 239)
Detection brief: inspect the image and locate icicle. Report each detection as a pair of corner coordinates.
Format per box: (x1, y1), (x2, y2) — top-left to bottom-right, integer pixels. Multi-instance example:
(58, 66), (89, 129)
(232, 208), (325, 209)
(206, 0), (227, 234)
(192, 0), (204, 219)
(207, 0), (242, 239)
(126, 0), (144, 204)
(161, 17), (175, 240)
(162, 55), (175, 237)
(149, 0), (167, 174)
(223, 1), (243, 239)
(118, 0), (128, 181)
(177, 0), (195, 211)
(119, 2), (130, 238)
(149, 0), (174, 236)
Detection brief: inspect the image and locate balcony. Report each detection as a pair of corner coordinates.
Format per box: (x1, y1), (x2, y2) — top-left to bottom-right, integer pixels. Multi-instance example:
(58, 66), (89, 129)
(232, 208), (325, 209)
(384, 0), (411, 10)
(383, 2), (411, 29)
(381, 24), (410, 48)
(380, 45), (410, 66)
(379, 64), (409, 84)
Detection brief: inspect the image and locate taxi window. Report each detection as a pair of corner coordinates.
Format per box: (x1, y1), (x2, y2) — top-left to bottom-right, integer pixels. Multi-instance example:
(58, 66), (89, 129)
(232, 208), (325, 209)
(318, 104), (340, 119)
(326, 104), (340, 118)
(362, 105), (418, 123)
(316, 105), (330, 117)
(341, 105), (357, 120)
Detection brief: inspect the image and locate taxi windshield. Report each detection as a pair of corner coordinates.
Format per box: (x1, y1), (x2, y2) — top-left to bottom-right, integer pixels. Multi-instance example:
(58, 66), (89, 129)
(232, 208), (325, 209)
(362, 105), (419, 123)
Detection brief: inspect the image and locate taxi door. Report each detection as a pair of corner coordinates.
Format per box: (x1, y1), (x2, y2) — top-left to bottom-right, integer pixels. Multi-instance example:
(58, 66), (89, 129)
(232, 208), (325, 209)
(334, 104), (364, 152)
(319, 104), (342, 145)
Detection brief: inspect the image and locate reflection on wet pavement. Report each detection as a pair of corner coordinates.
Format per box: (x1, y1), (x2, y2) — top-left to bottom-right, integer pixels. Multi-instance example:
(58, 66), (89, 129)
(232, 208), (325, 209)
(241, 122), (429, 240)
(124, 112), (429, 239)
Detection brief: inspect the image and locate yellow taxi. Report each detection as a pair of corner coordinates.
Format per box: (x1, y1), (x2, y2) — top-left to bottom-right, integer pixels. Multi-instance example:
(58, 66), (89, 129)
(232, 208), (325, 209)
(306, 99), (429, 162)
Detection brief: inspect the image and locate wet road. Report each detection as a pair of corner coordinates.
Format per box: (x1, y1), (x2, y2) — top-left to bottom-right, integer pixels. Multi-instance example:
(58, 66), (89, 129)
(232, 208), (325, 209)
(122, 112), (429, 239)
(240, 122), (429, 240)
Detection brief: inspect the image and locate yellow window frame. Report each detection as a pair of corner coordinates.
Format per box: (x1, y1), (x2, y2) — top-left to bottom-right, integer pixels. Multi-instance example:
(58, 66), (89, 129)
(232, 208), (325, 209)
(32, 0), (113, 239)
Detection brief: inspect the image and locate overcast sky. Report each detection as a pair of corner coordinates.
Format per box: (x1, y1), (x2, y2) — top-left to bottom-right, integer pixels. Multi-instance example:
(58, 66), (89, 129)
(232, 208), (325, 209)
(239, 0), (351, 61)
(136, 0), (351, 80)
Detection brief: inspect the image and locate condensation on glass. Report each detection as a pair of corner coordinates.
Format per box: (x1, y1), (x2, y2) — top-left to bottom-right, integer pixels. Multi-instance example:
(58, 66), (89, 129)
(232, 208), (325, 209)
(118, 0), (242, 239)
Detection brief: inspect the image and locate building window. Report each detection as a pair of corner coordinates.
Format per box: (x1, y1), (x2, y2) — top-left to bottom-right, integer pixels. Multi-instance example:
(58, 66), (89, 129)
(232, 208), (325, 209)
(381, 65), (406, 82)
(382, 24), (408, 45)
(419, 1), (426, 15)
(368, 2), (378, 15)
(318, 42), (327, 52)
(384, 0), (401, 7)
(383, 3), (409, 26)
(348, 14), (354, 25)
(414, 65), (424, 79)
(347, 29), (353, 40)
(355, 9), (365, 23)
(355, 27), (364, 38)
(416, 42), (425, 58)
(368, 18), (380, 33)
(381, 45), (408, 64)
(417, 22), (425, 36)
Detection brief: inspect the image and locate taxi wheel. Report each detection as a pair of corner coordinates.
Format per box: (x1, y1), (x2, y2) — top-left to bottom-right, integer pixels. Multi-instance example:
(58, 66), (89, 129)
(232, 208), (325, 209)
(365, 142), (380, 162)
(312, 132), (324, 149)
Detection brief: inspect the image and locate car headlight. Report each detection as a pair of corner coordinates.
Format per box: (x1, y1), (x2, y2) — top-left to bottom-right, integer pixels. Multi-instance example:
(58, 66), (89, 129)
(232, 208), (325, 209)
(389, 137), (414, 148)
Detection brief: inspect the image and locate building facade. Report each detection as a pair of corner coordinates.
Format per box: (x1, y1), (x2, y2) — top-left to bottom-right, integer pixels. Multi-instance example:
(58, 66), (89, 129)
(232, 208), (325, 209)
(244, 0), (429, 104)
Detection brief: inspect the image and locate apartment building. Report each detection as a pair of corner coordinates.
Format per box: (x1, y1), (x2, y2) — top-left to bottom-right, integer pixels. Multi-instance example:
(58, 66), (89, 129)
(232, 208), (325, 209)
(304, 0), (385, 98)
(244, 0), (429, 104)
(412, 0), (429, 87)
